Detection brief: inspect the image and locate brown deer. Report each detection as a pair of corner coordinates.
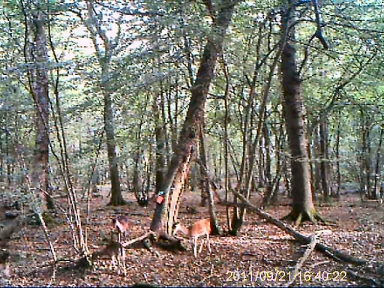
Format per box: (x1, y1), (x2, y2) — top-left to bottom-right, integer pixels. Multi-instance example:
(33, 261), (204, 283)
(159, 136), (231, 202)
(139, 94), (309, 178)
(92, 241), (126, 275)
(173, 218), (212, 257)
(112, 215), (130, 243)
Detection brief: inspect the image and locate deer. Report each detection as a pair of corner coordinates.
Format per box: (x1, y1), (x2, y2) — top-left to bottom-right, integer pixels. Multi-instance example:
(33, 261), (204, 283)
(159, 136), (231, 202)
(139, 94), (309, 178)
(112, 215), (130, 243)
(173, 218), (212, 258)
(92, 241), (126, 275)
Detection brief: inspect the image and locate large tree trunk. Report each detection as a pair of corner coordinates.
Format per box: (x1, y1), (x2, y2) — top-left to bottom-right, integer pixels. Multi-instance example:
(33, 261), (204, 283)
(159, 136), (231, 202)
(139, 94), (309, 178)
(281, 1), (322, 225)
(150, 0), (237, 233)
(30, 10), (54, 210)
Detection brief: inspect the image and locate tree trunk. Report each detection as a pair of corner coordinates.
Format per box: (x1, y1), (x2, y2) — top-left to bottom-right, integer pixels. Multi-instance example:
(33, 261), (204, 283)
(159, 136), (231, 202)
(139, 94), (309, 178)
(373, 125), (384, 199)
(335, 110), (341, 197)
(313, 128), (321, 195)
(133, 148), (145, 205)
(104, 80), (124, 206)
(150, 0), (237, 233)
(281, 1), (322, 225)
(84, 1), (125, 206)
(200, 125), (221, 235)
(30, 10), (54, 210)
(154, 95), (166, 194)
(319, 118), (331, 199)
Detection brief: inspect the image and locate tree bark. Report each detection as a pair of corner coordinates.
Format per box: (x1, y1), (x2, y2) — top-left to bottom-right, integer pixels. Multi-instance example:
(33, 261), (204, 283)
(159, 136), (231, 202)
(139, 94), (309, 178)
(154, 94), (166, 194)
(103, 67), (125, 206)
(150, 0), (237, 233)
(335, 110), (341, 197)
(29, 10), (54, 210)
(200, 125), (221, 235)
(319, 118), (331, 199)
(373, 125), (383, 199)
(84, 0), (125, 206)
(281, 1), (322, 224)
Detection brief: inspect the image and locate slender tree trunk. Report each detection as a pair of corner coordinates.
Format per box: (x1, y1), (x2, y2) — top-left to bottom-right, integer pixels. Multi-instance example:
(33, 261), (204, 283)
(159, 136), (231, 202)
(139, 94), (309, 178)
(313, 128), (321, 195)
(199, 147), (209, 207)
(373, 125), (384, 199)
(154, 95), (166, 194)
(223, 66), (231, 231)
(200, 125), (221, 235)
(84, 1), (125, 206)
(319, 118), (330, 199)
(335, 110), (341, 197)
(359, 111), (371, 199)
(262, 122), (283, 206)
(133, 148), (145, 205)
(150, 0), (237, 233)
(103, 72), (124, 206)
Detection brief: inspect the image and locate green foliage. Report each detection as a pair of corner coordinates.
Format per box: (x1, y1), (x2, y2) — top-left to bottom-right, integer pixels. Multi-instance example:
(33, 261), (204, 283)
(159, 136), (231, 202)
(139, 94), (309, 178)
(0, 0), (382, 194)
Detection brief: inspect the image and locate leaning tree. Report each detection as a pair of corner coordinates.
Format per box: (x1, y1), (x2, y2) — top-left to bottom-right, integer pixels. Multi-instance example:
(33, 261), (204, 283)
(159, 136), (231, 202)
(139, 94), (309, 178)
(150, 0), (239, 235)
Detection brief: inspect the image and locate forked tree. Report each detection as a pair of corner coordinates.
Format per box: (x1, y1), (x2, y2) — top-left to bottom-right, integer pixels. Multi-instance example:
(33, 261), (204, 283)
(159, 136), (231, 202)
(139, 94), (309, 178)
(81, 0), (125, 206)
(150, 0), (238, 234)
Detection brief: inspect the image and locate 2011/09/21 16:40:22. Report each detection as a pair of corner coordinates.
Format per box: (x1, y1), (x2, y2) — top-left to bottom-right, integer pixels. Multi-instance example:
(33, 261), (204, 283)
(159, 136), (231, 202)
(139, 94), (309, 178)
(224, 268), (348, 284)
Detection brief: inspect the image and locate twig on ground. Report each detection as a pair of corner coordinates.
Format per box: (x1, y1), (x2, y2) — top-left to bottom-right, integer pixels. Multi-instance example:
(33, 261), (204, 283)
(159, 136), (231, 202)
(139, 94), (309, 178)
(286, 234), (318, 286)
(121, 231), (156, 248)
(310, 260), (330, 268)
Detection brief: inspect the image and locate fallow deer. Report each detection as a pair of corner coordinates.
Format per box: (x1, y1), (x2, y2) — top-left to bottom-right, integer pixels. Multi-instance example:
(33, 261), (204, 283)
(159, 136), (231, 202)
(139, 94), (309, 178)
(173, 218), (212, 257)
(92, 241), (126, 275)
(112, 215), (130, 243)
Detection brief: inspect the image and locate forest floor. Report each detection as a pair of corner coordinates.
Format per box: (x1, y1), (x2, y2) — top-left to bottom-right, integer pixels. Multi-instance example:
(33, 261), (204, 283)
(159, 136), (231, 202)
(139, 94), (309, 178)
(2, 186), (384, 287)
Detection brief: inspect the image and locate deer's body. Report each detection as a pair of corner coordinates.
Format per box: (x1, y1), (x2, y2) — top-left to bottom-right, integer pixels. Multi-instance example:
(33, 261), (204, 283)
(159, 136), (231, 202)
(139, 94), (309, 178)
(92, 241), (126, 275)
(112, 215), (130, 242)
(173, 218), (212, 257)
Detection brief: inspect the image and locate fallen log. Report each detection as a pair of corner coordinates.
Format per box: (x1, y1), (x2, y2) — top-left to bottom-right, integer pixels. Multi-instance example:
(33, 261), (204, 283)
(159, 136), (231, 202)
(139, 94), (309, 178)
(225, 191), (367, 265)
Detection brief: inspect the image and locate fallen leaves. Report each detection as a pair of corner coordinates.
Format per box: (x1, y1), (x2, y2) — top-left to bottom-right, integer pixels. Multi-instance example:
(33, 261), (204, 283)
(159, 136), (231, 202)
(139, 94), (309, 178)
(2, 189), (383, 286)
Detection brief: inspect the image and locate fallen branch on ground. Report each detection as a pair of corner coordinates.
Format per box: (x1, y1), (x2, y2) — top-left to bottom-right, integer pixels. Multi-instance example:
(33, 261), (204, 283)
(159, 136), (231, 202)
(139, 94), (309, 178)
(121, 231), (156, 248)
(226, 191), (367, 265)
(286, 234), (318, 286)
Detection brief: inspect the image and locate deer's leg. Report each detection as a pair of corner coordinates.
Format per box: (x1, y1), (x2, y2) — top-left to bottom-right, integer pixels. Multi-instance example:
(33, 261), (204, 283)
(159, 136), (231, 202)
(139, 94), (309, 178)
(207, 234), (211, 253)
(111, 255), (117, 270)
(199, 238), (205, 253)
(121, 248), (126, 275)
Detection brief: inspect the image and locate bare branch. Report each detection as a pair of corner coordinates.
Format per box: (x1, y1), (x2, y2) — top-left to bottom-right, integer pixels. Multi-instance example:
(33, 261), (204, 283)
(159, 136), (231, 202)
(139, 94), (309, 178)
(311, 0), (329, 49)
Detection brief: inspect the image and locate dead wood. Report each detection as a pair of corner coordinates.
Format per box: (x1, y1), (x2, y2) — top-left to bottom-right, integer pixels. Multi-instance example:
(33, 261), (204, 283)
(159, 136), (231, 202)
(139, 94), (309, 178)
(153, 230), (187, 253)
(226, 191), (367, 265)
(121, 231), (156, 248)
(121, 230), (184, 255)
(287, 235), (318, 286)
